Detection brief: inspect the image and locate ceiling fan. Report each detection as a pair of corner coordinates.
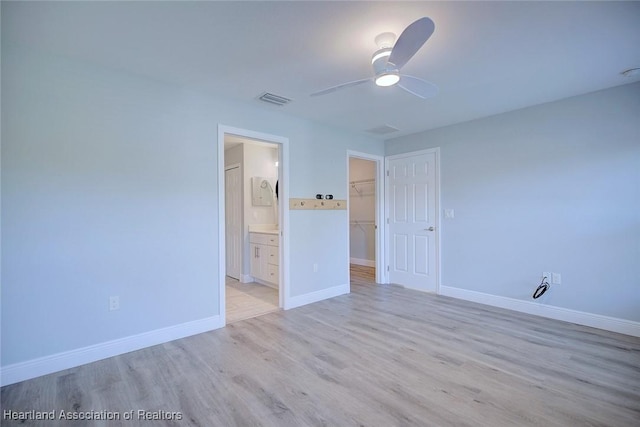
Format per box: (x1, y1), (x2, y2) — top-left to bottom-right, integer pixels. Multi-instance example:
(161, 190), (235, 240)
(311, 17), (438, 99)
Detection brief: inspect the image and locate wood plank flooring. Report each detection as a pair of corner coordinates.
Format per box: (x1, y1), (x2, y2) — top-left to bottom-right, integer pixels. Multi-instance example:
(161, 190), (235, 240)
(226, 277), (279, 324)
(350, 264), (375, 285)
(2, 274), (640, 426)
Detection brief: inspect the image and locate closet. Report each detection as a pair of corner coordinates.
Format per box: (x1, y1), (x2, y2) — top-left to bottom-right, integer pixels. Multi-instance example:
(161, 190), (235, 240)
(349, 158), (376, 269)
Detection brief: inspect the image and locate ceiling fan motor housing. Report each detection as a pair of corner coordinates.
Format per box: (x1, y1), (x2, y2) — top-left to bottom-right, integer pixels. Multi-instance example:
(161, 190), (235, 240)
(371, 47), (394, 75)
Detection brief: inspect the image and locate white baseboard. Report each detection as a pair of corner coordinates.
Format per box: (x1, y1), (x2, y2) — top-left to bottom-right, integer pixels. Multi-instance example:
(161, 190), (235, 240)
(254, 278), (278, 290)
(1, 315), (223, 387)
(439, 286), (640, 338)
(350, 257), (375, 267)
(285, 283), (350, 310)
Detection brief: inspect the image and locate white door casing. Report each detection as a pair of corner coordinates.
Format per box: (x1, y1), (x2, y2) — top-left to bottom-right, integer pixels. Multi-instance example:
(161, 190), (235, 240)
(347, 151), (386, 285)
(225, 165), (242, 280)
(386, 148), (439, 292)
(218, 124), (290, 324)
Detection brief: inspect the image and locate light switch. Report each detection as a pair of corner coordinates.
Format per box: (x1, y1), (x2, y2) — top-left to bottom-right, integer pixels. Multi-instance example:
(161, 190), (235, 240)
(444, 209), (455, 219)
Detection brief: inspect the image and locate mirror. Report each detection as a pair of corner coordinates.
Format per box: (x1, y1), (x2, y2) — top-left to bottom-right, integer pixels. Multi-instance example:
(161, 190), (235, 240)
(252, 177), (274, 206)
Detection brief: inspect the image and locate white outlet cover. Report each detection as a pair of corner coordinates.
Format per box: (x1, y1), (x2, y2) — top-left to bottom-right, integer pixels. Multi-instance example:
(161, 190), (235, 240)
(109, 296), (120, 311)
(552, 273), (561, 284)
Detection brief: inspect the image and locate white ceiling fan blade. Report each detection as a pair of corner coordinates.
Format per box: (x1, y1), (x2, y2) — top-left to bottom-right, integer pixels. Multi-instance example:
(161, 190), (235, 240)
(397, 75), (438, 99)
(310, 78), (371, 97)
(388, 17), (435, 70)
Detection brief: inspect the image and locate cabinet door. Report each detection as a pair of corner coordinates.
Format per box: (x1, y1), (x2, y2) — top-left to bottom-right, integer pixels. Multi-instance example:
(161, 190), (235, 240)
(250, 243), (276, 284)
(250, 243), (262, 280)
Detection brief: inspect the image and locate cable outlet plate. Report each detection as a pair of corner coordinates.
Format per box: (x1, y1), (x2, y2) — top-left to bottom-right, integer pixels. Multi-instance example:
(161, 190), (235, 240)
(542, 272), (560, 285)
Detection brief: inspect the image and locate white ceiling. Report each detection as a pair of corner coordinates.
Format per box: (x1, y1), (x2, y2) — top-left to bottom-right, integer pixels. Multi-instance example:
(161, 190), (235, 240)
(4, 1), (640, 139)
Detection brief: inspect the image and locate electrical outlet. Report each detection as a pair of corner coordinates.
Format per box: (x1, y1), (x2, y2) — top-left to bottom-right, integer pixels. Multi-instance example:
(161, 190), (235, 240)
(542, 272), (551, 282)
(109, 296), (120, 311)
(552, 273), (561, 285)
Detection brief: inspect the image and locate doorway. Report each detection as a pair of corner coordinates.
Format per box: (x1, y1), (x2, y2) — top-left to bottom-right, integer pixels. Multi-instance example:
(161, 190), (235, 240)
(347, 151), (385, 285)
(218, 125), (289, 325)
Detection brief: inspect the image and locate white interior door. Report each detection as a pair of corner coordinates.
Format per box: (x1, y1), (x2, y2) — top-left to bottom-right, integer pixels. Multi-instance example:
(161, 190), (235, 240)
(225, 165), (242, 280)
(387, 149), (439, 292)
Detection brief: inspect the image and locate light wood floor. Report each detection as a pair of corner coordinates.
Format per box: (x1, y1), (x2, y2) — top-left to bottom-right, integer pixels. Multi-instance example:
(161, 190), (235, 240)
(350, 264), (375, 285)
(226, 277), (279, 324)
(3, 274), (640, 426)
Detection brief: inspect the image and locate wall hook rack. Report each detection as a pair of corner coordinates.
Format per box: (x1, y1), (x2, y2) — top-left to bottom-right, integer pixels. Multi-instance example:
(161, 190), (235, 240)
(289, 198), (346, 210)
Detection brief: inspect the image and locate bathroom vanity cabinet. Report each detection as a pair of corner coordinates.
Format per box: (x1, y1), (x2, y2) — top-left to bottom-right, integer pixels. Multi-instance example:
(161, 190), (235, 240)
(249, 232), (279, 287)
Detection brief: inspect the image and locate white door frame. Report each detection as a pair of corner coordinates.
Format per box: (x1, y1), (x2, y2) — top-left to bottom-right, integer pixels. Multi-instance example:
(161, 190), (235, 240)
(347, 150), (386, 284)
(218, 124), (290, 325)
(384, 147), (441, 293)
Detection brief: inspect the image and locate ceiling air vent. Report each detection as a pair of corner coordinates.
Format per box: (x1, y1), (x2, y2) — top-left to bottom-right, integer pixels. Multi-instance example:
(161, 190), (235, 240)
(258, 92), (292, 106)
(366, 124), (399, 135)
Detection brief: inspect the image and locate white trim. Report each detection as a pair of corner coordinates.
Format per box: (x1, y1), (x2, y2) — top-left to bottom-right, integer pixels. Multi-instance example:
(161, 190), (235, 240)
(350, 257), (375, 267)
(284, 283), (349, 310)
(240, 274), (254, 283)
(384, 147), (441, 291)
(217, 127), (227, 325)
(347, 150), (385, 284)
(258, 281), (278, 290)
(218, 125), (290, 323)
(440, 286), (640, 338)
(0, 316), (223, 386)
(252, 277), (278, 289)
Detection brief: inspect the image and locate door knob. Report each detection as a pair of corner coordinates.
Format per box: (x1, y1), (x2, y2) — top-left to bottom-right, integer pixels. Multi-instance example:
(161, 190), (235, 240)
(425, 226), (435, 231)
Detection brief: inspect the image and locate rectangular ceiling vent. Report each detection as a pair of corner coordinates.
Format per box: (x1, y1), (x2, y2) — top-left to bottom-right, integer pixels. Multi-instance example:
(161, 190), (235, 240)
(366, 124), (400, 135)
(258, 92), (292, 106)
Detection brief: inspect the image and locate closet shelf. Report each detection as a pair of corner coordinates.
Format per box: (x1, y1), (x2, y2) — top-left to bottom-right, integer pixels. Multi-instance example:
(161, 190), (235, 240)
(349, 179), (375, 185)
(350, 179), (375, 195)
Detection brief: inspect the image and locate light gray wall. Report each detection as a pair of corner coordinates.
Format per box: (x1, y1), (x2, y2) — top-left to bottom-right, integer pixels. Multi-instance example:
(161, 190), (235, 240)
(386, 82), (640, 322)
(1, 46), (384, 366)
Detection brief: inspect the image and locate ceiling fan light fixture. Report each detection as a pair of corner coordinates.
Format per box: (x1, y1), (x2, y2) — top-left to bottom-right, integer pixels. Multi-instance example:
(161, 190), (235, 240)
(371, 48), (392, 65)
(310, 18), (436, 98)
(375, 72), (400, 87)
